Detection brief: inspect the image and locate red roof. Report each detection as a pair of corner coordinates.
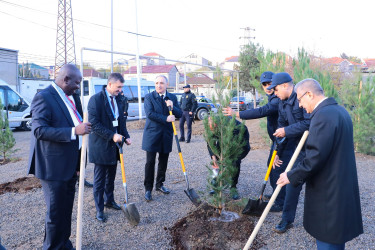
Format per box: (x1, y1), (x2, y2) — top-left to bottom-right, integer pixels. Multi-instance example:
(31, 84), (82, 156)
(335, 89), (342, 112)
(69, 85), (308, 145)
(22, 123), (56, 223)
(323, 57), (345, 65)
(364, 59), (375, 68)
(143, 52), (161, 57)
(123, 65), (176, 74)
(225, 56), (239, 62)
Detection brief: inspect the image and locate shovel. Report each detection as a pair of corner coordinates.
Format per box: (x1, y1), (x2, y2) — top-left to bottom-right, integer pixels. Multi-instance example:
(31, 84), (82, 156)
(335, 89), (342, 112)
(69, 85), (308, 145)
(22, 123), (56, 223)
(243, 131), (309, 250)
(242, 137), (286, 216)
(116, 137), (140, 226)
(167, 105), (201, 206)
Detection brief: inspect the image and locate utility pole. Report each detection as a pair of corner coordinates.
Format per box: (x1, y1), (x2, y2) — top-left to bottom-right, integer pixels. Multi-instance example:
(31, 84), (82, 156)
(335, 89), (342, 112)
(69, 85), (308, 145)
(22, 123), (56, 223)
(54, 0), (76, 78)
(239, 27), (255, 49)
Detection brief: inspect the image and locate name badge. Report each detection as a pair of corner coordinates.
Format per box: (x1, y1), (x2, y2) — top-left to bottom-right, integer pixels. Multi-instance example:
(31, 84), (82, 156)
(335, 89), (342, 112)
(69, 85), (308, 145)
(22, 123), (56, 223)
(112, 119), (118, 127)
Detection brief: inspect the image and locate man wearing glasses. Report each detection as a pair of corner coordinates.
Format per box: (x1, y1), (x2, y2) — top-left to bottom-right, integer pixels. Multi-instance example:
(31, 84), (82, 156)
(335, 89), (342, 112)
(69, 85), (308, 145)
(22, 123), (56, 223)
(277, 78), (363, 249)
(223, 71), (285, 210)
(267, 72), (310, 234)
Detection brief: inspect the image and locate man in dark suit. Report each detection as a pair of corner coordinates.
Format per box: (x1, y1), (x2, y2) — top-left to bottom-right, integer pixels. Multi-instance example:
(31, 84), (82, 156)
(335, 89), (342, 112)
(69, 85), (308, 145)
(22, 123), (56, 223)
(88, 73), (131, 222)
(142, 75), (182, 201)
(28, 64), (91, 250)
(277, 78), (363, 249)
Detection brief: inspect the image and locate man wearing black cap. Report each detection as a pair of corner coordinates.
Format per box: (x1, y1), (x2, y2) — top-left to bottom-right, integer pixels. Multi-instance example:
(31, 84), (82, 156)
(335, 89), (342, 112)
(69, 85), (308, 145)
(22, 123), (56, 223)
(179, 84), (198, 143)
(223, 71), (285, 210)
(267, 72), (310, 234)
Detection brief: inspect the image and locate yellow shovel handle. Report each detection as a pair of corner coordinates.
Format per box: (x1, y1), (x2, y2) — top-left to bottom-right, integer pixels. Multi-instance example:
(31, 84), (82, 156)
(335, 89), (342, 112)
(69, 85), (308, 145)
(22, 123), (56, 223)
(119, 153), (126, 184)
(264, 150), (277, 181)
(169, 110), (178, 136)
(169, 110), (187, 173)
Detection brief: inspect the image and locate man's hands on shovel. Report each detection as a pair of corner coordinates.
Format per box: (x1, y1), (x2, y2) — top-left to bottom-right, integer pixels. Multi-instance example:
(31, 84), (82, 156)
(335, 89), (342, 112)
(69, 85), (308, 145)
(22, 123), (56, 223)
(113, 134), (131, 145)
(277, 172), (290, 187)
(75, 122), (91, 135)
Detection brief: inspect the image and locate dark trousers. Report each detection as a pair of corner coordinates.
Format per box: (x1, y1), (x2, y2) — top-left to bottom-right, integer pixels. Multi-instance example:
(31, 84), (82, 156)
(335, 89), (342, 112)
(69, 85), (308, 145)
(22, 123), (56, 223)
(40, 175), (76, 250)
(179, 111), (193, 140)
(144, 151), (169, 191)
(93, 164), (117, 212)
(281, 151), (305, 223)
(316, 240), (345, 250)
(268, 143), (287, 207)
(232, 147), (250, 188)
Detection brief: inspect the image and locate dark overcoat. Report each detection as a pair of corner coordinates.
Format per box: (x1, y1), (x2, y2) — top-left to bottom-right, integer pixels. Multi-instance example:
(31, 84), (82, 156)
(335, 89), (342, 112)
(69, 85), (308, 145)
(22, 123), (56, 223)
(88, 88), (130, 165)
(288, 97), (363, 244)
(142, 91), (182, 153)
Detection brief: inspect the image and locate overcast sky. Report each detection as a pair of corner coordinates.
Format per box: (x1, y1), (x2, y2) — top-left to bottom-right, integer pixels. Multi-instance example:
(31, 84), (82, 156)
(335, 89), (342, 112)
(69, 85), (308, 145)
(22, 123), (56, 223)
(1, 0), (374, 68)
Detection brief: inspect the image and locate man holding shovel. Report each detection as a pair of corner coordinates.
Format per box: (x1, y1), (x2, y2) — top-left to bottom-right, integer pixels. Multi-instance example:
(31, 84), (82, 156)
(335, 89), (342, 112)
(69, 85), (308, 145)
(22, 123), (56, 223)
(267, 72), (310, 233)
(88, 73), (131, 222)
(142, 75), (182, 201)
(277, 79), (363, 249)
(28, 64), (91, 249)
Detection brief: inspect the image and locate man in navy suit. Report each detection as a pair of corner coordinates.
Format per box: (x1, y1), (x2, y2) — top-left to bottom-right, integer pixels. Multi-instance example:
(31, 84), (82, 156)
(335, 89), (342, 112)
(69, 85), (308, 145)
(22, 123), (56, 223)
(88, 73), (131, 222)
(142, 75), (182, 201)
(28, 64), (91, 250)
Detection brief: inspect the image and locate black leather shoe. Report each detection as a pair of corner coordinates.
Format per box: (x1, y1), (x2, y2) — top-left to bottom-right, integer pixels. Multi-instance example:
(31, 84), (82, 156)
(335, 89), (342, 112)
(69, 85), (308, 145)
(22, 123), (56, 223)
(179, 137), (185, 142)
(145, 191), (152, 201)
(273, 220), (293, 234)
(270, 204), (283, 212)
(96, 211), (106, 222)
(156, 186), (170, 194)
(186, 139), (190, 143)
(84, 179), (93, 188)
(104, 201), (121, 210)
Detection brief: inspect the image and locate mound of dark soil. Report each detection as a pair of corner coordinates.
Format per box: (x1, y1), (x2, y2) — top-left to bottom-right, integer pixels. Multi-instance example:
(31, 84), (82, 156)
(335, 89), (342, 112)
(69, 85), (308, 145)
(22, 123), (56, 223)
(170, 202), (265, 250)
(0, 177), (41, 195)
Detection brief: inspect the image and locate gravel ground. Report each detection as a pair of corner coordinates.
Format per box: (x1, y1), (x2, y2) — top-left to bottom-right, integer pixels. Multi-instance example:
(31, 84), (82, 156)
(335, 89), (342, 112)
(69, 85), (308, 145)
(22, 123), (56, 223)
(0, 120), (374, 250)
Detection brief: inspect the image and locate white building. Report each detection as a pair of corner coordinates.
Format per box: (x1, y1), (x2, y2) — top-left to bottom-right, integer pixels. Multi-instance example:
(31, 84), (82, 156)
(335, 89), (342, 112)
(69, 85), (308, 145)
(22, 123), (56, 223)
(0, 47), (18, 87)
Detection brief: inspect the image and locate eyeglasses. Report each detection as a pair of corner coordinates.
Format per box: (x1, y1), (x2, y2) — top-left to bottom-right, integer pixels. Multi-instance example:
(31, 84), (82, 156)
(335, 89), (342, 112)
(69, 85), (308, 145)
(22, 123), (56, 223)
(297, 91), (308, 102)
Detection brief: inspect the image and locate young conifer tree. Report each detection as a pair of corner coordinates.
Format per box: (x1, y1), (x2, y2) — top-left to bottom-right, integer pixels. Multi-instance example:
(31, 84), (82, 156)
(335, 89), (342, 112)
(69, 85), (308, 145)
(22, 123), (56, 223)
(203, 67), (246, 213)
(341, 74), (375, 155)
(0, 101), (16, 163)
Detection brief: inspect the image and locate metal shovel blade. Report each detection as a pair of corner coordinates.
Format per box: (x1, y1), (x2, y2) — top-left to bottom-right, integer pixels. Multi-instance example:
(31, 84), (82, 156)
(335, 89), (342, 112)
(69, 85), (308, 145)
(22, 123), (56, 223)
(184, 188), (201, 206)
(242, 198), (268, 217)
(122, 203), (140, 226)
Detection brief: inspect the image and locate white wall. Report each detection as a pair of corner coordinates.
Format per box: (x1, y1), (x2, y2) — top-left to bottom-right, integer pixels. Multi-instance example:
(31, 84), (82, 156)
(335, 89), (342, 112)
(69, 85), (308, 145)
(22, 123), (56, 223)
(0, 48), (18, 87)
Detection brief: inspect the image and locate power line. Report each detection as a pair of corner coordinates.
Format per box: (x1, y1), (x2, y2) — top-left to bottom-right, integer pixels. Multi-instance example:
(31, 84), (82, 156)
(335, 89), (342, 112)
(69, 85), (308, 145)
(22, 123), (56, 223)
(0, 0), (234, 54)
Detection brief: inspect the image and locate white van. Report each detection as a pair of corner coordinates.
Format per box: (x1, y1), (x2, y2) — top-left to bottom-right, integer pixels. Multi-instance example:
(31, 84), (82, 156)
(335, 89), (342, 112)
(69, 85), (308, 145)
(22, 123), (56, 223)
(80, 77), (155, 117)
(0, 79), (32, 130)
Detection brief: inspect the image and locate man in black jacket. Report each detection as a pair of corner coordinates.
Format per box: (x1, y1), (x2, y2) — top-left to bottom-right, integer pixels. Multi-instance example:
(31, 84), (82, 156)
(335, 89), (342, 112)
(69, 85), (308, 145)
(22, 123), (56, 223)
(206, 116), (250, 200)
(119, 91), (129, 120)
(268, 72), (310, 233)
(223, 71), (282, 205)
(277, 78), (363, 249)
(179, 84), (198, 143)
(88, 73), (131, 222)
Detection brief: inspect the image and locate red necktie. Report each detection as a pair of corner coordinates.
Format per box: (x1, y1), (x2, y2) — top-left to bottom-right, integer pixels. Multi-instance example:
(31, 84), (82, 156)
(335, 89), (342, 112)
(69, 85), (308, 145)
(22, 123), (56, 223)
(110, 96), (116, 113)
(66, 95), (82, 124)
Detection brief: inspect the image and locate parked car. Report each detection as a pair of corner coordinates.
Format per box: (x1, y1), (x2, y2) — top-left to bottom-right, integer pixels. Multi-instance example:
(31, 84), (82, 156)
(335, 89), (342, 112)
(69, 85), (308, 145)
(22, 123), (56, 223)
(229, 96), (254, 111)
(174, 93), (216, 120)
(0, 79), (32, 130)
